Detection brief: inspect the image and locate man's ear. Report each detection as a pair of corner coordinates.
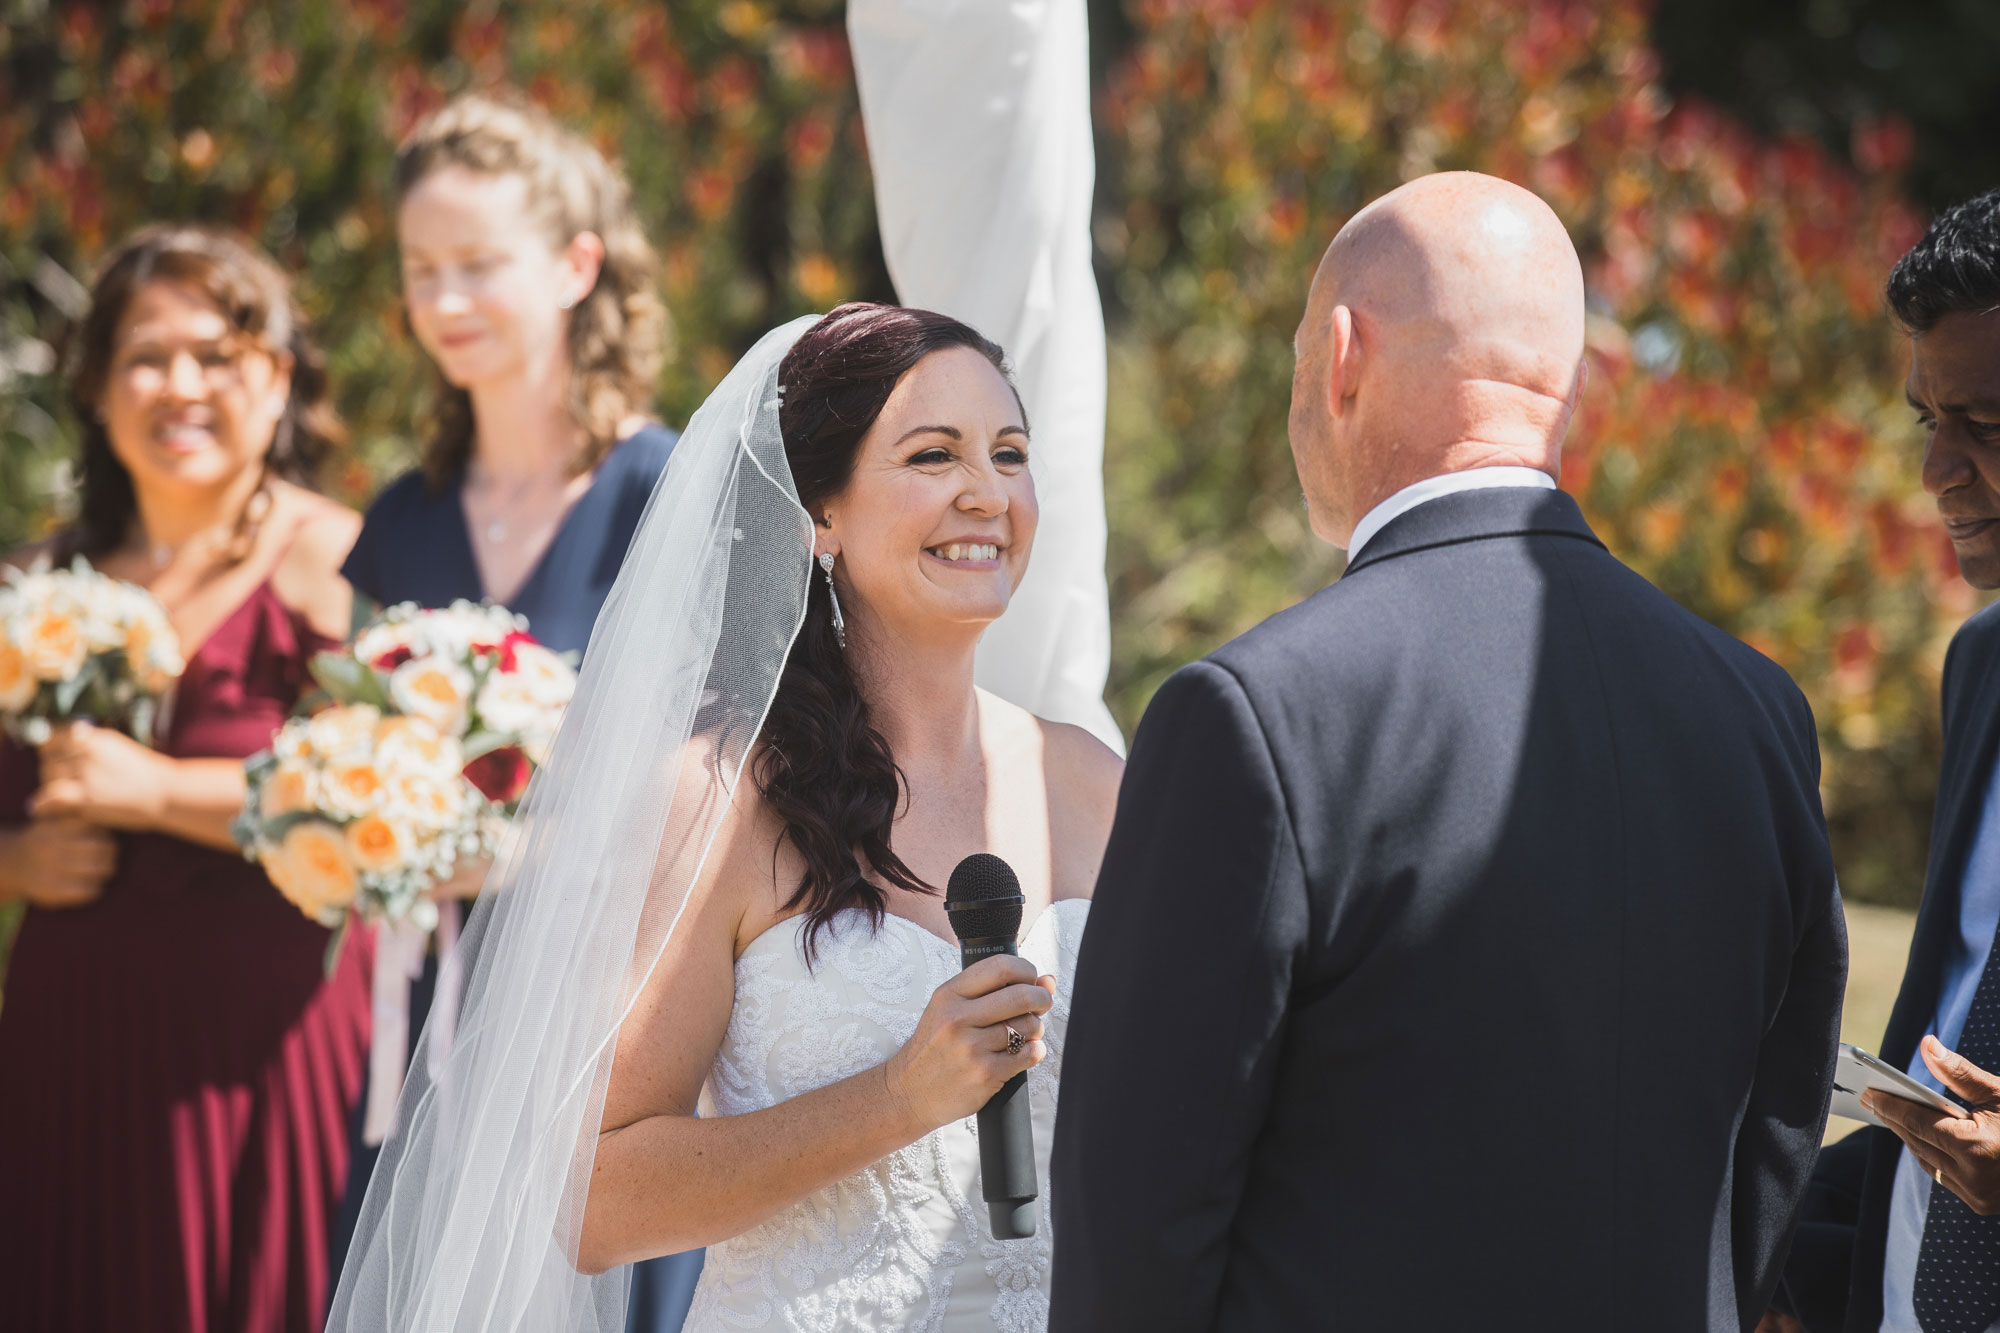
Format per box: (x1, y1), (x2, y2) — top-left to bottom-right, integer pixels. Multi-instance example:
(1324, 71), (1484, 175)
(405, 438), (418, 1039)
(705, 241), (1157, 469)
(1328, 305), (1362, 419)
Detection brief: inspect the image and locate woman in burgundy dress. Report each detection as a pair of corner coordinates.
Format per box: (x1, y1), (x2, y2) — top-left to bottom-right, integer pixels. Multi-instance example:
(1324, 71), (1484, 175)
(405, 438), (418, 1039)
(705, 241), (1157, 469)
(0, 225), (371, 1333)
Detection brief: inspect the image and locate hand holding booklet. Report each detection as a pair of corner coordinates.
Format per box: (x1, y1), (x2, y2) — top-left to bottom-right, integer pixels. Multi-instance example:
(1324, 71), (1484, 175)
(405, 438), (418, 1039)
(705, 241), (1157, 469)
(1830, 1043), (1971, 1128)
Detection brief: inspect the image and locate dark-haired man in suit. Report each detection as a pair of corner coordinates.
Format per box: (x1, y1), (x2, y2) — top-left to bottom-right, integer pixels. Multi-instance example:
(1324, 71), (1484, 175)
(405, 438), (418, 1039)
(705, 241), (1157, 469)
(1767, 187), (2000, 1333)
(1050, 171), (1846, 1332)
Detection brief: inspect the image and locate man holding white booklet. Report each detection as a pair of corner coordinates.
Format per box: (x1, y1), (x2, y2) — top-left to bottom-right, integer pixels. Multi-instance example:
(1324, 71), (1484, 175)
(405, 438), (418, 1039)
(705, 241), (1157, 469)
(1766, 187), (2000, 1333)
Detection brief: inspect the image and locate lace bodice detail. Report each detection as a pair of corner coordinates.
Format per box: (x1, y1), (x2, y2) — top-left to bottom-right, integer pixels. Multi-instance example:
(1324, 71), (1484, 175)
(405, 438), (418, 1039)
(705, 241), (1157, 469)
(685, 899), (1089, 1332)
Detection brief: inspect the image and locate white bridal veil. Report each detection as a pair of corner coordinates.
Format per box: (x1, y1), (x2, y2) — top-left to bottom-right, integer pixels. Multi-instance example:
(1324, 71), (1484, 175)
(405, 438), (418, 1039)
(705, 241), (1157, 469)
(327, 316), (818, 1332)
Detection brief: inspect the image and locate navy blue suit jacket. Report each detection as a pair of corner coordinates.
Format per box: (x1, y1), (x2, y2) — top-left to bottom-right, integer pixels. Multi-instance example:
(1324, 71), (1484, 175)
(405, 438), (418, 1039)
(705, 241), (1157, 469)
(1051, 487), (1845, 1332)
(1777, 601), (2000, 1332)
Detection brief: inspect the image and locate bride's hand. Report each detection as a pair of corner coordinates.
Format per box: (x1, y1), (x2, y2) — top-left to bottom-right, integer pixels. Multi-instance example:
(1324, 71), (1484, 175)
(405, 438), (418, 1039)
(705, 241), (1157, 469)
(884, 954), (1055, 1132)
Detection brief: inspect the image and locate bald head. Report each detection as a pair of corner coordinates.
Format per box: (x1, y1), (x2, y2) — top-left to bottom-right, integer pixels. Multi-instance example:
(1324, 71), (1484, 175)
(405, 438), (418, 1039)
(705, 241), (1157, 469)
(1288, 172), (1587, 548)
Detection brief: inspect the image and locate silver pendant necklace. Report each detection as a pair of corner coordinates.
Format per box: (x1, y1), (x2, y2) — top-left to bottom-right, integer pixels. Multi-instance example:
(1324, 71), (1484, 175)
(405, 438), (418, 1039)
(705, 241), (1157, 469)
(471, 462), (563, 546)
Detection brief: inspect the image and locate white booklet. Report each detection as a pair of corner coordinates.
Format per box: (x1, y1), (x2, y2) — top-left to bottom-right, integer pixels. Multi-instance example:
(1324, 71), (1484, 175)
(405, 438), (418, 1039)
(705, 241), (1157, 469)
(1830, 1043), (1970, 1128)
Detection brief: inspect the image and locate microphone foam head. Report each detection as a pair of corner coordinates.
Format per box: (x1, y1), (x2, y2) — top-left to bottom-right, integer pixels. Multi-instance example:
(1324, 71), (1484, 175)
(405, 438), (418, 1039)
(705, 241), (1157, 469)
(944, 853), (1023, 943)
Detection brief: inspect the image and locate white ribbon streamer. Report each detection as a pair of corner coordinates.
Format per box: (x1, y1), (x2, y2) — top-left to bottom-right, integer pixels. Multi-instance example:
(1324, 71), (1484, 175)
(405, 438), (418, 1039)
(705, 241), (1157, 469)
(361, 900), (462, 1148)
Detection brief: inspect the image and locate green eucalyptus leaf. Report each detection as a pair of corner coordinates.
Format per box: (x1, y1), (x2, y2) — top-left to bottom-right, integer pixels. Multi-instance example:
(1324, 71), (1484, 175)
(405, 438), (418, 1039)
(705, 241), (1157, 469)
(459, 728), (516, 760)
(310, 652), (387, 707)
(321, 914), (351, 980)
(52, 663), (94, 715)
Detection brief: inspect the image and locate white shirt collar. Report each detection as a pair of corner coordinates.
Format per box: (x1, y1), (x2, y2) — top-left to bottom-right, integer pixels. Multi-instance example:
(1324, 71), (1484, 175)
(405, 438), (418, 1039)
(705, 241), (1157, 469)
(1344, 466), (1559, 562)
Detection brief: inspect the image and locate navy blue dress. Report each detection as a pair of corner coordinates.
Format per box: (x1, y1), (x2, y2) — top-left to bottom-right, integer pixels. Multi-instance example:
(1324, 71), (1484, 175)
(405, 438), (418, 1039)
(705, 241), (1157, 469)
(333, 424), (702, 1331)
(341, 423), (677, 656)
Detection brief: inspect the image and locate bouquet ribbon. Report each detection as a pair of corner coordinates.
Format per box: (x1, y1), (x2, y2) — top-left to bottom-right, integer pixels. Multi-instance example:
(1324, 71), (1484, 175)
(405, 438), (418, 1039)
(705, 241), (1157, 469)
(362, 900), (463, 1147)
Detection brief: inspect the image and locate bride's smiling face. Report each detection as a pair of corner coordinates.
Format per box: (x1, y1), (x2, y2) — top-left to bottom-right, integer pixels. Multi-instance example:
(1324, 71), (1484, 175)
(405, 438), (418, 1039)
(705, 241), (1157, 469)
(817, 346), (1037, 637)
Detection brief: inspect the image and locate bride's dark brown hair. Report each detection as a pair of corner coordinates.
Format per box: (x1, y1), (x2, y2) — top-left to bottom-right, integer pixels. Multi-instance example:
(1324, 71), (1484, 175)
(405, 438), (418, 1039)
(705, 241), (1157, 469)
(758, 302), (1022, 958)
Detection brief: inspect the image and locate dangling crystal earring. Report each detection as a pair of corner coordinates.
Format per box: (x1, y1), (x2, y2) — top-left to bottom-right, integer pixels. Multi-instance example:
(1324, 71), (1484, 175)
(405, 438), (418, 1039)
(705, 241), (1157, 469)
(819, 551), (847, 649)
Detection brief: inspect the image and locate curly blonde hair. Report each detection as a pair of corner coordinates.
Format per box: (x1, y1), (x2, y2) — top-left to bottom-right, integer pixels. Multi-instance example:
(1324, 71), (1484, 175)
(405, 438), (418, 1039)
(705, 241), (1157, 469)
(395, 92), (669, 489)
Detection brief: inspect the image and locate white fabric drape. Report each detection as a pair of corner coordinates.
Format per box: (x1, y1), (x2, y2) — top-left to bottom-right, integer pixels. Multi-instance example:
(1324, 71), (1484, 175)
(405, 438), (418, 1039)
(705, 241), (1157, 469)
(849, 0), (1121, 750)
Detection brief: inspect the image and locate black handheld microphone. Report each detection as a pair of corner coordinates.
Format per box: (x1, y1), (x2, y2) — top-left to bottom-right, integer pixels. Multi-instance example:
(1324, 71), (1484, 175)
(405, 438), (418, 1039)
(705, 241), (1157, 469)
(944, 852), (1038, 1240)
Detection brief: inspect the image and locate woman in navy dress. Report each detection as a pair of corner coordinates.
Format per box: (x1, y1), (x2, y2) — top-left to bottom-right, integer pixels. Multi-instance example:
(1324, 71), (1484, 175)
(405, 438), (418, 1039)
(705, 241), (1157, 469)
(329, 93), (701, 1328)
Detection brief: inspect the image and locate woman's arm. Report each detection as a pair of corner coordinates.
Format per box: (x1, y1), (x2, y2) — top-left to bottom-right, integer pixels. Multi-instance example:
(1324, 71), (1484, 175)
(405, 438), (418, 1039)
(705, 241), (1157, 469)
(30, 724), (245, 850)
(577, 785), (1053, 1272)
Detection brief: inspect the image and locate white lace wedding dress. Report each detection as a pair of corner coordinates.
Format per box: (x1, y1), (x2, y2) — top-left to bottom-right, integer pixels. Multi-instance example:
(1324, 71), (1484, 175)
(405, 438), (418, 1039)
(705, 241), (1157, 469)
(683, 898), (1089, 1332)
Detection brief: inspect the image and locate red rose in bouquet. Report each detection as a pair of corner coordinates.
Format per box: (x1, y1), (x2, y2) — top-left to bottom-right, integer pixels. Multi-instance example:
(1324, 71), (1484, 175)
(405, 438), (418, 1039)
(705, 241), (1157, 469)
(462, 744), (532, 805)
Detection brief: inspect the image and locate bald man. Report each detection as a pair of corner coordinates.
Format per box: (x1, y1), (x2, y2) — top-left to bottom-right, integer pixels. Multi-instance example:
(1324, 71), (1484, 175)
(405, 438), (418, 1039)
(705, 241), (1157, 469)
(1049, 173), (1845, 1331)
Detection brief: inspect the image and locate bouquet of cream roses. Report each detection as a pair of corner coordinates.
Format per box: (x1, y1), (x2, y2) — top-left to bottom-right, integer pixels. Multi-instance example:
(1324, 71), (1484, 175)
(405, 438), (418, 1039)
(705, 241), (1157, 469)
(0, 556), (184, 746)
(235, 704), (489, 935)
(312, 600), (577, 812)
(234, 601), (577, 940)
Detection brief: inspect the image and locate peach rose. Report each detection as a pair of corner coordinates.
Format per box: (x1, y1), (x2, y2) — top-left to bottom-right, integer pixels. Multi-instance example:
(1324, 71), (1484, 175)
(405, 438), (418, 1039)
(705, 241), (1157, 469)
(123, 613), (154, 674)
(269, 821), (359, 920)
(323, 756), (388, 817)
(389, 656), (472, 735)
(21, 605), (87, 681)
(343, 813), (410, 874)
(259, 760), (317, 819)
(386, 770), (474, 833)
(0, 632), (34, 712)
(306, 704), (381, 760)
(120, 598), (183, 693)
(375, 714), (460, 776)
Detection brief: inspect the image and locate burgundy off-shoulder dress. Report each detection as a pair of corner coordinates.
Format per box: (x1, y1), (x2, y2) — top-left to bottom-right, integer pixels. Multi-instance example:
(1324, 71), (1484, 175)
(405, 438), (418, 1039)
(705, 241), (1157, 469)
(0, 580), (372, 1333)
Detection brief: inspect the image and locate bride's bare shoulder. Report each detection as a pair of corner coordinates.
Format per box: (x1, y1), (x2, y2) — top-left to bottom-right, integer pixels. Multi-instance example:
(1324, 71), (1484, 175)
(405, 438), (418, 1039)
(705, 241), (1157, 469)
(975, 693), (1124, 899)
(977, 690), (1123, 811)
(1036, 717), (1124, 811)
(1040, 717), (1122, 901)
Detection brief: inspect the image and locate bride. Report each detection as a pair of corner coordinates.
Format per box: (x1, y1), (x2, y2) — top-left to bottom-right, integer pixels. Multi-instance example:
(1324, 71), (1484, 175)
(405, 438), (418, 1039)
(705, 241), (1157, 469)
(329, 304), (1122, 1333)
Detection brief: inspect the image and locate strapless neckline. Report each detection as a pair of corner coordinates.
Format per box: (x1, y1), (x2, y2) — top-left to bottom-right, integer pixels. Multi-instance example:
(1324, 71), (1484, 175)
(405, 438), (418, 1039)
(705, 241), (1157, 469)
(737, 898), (1087, 963)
